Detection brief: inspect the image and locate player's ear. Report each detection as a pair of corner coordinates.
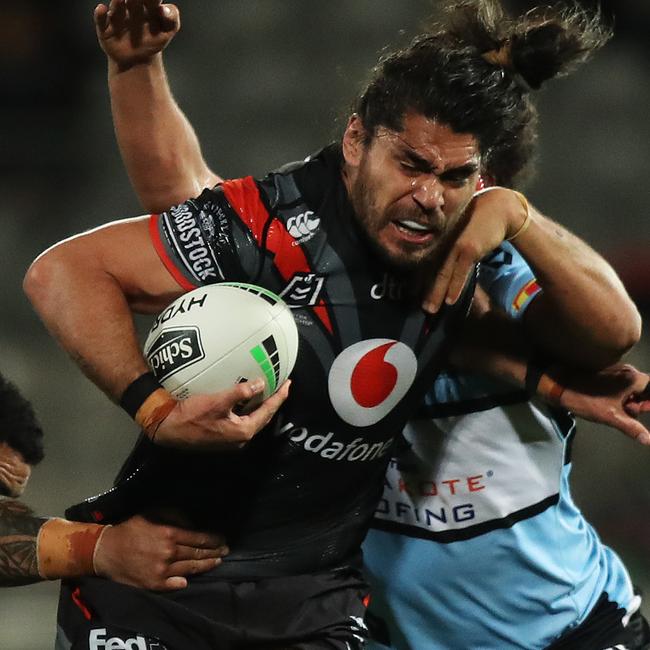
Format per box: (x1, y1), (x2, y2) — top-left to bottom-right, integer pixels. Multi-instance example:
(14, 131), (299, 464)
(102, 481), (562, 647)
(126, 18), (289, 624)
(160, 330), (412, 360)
(342, 114), (368, 168)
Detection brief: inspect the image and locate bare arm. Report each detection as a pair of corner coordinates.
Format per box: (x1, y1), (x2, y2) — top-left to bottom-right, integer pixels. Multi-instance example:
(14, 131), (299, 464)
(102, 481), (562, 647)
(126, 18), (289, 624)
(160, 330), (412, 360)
(24, 218), (289, 449)
(0, 501), (227, 590)
(95, 1), (220, 212)
(426, 188), (641, 368)
(0, 500), (44, 586)
(450, 301), (650, 445)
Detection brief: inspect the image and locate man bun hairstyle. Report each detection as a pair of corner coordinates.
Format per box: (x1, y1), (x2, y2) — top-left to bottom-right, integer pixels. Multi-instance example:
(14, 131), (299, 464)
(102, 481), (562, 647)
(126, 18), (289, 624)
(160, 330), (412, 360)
(354, 0), (612, 186)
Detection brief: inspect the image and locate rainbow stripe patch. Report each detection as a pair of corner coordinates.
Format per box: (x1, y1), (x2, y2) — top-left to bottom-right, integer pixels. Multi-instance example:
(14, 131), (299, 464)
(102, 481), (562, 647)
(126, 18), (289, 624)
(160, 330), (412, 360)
(513, 279), (541, 312)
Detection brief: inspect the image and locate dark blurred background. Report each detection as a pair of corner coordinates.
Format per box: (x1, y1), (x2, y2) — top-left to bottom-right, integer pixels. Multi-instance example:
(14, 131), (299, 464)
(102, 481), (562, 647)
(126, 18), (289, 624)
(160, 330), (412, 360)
(0, 1), (648, 648)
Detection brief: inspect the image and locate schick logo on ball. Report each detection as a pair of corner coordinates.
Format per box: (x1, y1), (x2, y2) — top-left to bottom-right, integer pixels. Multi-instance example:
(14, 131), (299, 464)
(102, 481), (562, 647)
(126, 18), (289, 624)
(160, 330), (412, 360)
(147, 326), (205, 382)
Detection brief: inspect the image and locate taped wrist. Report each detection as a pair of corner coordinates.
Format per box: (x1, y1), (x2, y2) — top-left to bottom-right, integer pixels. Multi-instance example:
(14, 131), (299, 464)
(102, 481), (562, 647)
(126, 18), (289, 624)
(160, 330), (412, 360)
(525, 361), (565, 404)
(119, 371), (163, 418)
(37, 519), (105, 580)
(120, 372), (177, 440)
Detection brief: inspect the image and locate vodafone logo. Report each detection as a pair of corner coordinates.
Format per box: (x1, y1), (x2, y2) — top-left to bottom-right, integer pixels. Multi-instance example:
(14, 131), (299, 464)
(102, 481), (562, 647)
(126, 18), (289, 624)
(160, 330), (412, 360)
(328, 339), (417, 427)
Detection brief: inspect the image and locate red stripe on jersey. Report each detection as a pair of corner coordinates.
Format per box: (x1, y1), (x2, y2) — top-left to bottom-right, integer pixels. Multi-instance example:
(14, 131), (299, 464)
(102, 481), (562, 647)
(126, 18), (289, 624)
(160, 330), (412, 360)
(221, 178), (333, 333)
(148, 214), (197, 291)
(476, 174), (496, 191)
(71, 587), (93, 621)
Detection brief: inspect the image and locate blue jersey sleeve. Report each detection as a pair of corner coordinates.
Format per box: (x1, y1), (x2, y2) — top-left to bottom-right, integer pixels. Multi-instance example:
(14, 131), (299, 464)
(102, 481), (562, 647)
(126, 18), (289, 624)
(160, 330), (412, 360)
(479, 242), (542, 320)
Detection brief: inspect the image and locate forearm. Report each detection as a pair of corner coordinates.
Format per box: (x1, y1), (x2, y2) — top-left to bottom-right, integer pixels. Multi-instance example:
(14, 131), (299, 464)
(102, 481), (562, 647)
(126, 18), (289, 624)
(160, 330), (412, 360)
(515, 205), (641, 367)
(109, 56), (220, 212)
(0, 500), (46, 586)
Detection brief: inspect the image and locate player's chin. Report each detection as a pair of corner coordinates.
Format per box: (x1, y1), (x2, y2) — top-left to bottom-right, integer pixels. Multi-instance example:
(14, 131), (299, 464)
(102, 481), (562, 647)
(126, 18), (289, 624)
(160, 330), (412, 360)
(380, 241), (437, 271)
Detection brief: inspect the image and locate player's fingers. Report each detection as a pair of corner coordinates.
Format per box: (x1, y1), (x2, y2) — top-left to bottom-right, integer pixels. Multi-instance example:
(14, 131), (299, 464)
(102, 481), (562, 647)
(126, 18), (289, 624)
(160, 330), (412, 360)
(623, 381), (650, 416)
(172, 544), (229, 561)
(444, 249), (476, 306)
(422, 252), (457, 314)
(141, 0), (163, 34)
(125, 0), (146, 47)
(616, 416), (650, 445)
(169, 528), (228, 550)
(243, 380), (291, 429)
(161, 575), (188, 590)
(107, 0), (127, 29)
(168, 558), (222, 578)
(159, 3), (180, 31)
(142, 0), (161, 13)
(94, 4), (109, 32)
(220, 379), (266, 413)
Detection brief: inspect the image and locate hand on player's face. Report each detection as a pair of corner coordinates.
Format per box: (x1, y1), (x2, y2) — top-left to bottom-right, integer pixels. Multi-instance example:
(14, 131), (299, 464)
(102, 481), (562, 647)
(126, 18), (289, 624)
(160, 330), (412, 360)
(153, 380), (291, 451)
(94, 0), (180, 68)
(421, 187), (529, 313)
(93, 514), (229, 591)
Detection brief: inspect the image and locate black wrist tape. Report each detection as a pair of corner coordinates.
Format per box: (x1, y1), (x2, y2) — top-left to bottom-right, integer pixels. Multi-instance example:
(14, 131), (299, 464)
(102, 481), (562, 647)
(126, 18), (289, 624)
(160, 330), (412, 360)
(119, 372), (163, 418)
(525, 362), (546, 397)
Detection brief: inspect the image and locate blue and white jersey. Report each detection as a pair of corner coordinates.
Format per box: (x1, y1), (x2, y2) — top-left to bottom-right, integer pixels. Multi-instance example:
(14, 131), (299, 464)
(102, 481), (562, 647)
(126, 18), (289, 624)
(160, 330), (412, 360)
(363, 242), (636, 650)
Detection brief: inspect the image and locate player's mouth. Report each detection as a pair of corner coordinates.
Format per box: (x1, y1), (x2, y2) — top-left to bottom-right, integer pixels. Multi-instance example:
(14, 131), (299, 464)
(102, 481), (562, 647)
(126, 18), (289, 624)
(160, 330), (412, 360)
(390, 219), (437, 245)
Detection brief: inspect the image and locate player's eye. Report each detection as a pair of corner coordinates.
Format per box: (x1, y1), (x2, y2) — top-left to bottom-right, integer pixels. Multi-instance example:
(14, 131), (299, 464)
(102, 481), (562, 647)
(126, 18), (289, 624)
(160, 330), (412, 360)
(399, 161), (418, 172)
(441, 172), (471, 187)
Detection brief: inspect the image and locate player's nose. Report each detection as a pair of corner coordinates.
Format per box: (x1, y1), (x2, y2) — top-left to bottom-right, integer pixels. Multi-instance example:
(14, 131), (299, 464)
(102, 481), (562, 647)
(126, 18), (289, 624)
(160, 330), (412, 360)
(411, 176), (444, 212)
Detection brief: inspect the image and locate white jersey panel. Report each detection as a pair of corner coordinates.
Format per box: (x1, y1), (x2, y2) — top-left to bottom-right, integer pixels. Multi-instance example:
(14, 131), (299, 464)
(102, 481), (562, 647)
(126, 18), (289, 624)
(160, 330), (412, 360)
(375, 400), (564, 534)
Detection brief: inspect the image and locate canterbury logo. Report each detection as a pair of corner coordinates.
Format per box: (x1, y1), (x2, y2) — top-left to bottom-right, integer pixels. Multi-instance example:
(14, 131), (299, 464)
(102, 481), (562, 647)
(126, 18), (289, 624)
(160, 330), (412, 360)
(287, 211), (320, 241)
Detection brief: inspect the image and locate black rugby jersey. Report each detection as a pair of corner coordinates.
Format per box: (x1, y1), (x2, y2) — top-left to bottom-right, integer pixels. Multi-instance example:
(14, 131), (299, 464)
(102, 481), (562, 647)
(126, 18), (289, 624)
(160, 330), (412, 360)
(129, 144), (475, 577)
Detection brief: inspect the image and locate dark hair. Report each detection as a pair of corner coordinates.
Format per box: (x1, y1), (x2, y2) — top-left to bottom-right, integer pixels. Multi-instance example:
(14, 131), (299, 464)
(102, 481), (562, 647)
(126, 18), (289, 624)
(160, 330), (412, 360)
(0, 374), (44, 465)
(354, 1), (611, 187)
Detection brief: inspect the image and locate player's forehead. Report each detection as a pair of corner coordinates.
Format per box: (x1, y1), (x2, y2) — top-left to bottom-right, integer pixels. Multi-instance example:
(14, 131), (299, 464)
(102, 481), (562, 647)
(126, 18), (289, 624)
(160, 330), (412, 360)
(376, 112), (480, 173)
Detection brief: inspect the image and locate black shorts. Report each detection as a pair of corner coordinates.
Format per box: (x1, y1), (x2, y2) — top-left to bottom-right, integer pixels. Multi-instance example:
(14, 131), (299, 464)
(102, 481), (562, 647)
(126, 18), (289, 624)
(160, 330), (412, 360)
(55, 567), (369, 650)
(547, 591), (650, 650)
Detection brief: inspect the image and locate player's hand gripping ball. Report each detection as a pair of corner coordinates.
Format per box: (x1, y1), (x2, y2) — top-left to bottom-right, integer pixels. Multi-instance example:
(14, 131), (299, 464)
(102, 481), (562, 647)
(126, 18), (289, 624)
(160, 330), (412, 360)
(144, 283), (299, 411)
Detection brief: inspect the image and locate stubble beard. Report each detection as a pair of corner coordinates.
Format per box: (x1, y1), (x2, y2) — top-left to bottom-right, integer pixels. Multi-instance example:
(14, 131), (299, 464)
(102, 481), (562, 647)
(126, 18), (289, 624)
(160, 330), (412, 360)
(348, 165), (452, 275)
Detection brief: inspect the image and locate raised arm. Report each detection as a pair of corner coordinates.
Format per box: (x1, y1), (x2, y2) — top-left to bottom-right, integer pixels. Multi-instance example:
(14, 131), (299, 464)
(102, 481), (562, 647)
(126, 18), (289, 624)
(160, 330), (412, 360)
(425, 188), (641, 369)
(95, 0), (220, 211)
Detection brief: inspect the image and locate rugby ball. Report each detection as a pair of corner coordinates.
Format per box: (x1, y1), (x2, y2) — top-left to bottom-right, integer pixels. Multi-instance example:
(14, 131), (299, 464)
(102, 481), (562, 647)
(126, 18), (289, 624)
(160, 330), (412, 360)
(143, 283), (299, 407)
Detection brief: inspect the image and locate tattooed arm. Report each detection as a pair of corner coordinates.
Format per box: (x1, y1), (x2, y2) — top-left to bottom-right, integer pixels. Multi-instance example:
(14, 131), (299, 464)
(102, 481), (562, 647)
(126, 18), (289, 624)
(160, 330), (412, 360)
(0, 499), (228, 589)
(0, 499), (44, 586)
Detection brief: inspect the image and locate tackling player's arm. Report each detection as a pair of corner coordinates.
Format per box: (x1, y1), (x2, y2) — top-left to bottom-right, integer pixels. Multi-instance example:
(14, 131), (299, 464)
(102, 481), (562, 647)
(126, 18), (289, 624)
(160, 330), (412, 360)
(425, 189), (641, 369)
(23, 217), (288, 449)
(451, 295), (650, 445)
(95, 0), (220, 212)
(0, 501), (227, 589)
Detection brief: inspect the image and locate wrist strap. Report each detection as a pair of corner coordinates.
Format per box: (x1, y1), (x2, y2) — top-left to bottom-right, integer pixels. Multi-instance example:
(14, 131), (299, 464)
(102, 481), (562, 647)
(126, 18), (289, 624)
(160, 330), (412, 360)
(136, 389), (178, 441)
(37, 518), (105, 580)
(525, 361), (546, 396)
(538, 374), (566, 404)
(120, 372), (163, 418)
(525, 361), (565, 404)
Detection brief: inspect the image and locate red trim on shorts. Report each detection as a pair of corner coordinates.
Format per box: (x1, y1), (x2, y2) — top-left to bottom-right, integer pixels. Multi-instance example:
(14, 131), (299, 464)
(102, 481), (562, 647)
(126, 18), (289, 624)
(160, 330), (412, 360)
(221, 178), (333, 333)
(148, 214), (198, 291)
(71, 587), (93, 621)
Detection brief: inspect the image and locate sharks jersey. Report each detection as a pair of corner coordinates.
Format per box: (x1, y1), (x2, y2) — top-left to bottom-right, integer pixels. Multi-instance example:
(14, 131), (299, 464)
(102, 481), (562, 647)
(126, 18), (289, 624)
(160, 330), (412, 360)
(363, 242), (637, 649)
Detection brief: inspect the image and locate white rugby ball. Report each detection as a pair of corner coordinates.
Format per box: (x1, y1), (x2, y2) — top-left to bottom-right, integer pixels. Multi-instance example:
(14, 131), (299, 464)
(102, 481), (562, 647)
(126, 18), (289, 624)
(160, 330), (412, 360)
(144, 283), (299, 406)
